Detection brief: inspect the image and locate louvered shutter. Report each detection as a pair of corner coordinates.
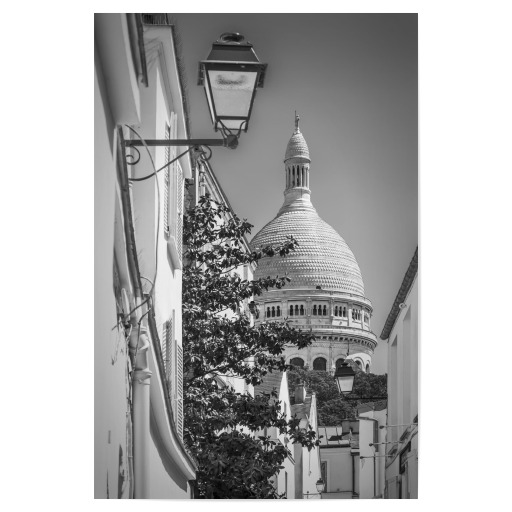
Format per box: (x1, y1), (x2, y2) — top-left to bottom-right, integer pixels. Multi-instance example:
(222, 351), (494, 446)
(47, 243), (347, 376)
(163, 124), (171, 235)
(176, 343), (184, 439)
(162, 319), (173, 388)
(176, 163), (184, 258)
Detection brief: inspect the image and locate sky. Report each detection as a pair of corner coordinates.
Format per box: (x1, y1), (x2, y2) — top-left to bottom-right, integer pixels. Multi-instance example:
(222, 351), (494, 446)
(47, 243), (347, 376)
(173, 13), (418, 374)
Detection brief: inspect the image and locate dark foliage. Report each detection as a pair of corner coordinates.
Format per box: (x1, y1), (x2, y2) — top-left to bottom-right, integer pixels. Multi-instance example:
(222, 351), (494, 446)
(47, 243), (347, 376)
(182, 195), (318, 498)
(288, 365), (387, 425)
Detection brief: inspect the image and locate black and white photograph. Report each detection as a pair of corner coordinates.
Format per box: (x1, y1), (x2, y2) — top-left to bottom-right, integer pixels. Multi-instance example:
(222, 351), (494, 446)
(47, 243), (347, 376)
(94, 12), (417, 499)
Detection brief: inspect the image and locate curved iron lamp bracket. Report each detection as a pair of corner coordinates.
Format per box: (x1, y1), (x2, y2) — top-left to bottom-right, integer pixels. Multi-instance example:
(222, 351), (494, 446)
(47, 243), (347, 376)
(123, 120), (244, 167)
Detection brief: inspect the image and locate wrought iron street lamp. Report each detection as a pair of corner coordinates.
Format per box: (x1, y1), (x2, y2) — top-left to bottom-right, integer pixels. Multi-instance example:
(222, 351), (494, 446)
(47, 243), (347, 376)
(333, 360), (356, 395)
(124, 32), (267, 161)
(198, 32), (267, 138)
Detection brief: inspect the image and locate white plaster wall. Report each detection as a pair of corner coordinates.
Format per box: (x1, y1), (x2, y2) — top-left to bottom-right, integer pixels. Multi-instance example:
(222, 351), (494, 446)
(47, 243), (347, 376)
(301, 396), (322, 498)
(321, 448), (353, 494)
(385, 275), (418, 498)
(276, 373), (296, 498)
(94, 64), (133, 499)
(358, 419), (375, 499)
(147, 436), (190, 498)
(95, 18), (196, 498)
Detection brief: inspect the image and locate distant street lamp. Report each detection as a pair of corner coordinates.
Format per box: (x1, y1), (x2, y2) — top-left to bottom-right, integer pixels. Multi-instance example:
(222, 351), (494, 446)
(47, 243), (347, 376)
(124, 32), (267, 162)
(316, 478), (325, 493)
(333, 360), (356, 395)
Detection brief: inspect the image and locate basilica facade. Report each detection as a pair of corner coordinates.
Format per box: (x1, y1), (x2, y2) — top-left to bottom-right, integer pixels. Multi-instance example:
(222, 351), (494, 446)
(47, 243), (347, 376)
(251, 115), (377, 373)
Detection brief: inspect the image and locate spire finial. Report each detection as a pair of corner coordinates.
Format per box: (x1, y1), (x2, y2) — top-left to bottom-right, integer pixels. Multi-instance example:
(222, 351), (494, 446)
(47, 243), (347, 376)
(294, 111), (300, 133)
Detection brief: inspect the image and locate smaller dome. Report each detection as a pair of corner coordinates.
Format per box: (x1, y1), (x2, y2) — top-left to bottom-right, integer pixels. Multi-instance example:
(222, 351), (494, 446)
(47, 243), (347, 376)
(285, 132), (310, 161)
(284, 112), (310, 162)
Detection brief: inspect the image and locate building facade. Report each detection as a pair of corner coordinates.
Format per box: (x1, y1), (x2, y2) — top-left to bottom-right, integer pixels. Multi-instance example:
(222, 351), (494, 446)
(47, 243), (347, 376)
(251, 115), (378, 372)
(291, 384), (322, 499)
(380, 247), (418, 499)
(254, 372), (296, 498)
(95, 13), (196, 498)
(318, 403), (386, 500)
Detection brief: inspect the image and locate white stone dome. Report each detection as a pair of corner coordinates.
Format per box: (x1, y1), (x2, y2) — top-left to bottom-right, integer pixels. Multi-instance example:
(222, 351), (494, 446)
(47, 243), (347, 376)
(250, 198), (365, 296)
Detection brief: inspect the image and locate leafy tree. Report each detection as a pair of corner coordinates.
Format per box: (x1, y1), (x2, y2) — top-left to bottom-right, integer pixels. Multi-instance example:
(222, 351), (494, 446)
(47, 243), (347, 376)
(288, 366), (387, 426)
(182, 195), (318, 499)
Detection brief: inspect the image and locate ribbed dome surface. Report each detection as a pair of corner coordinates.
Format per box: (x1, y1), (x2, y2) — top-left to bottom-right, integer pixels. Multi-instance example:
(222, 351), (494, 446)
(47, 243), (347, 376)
(251, 200), (365, 296)
(285, 131), (310, 161)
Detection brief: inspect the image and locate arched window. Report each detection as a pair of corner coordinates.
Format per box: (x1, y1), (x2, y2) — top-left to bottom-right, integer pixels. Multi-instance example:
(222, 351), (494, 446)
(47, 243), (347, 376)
(294, 305), (299, 315)
(365, 363), (370, 373)
(266, 307), (270, 318)
(313, 357), (327, 371)
(277, 306), (281, 317)
(336, 358), (345, 369)
(335, 306), (338, 316)
(323, 305), (327, 316)
(289, 305), (294, 316)
(356, 360), (362, 369)
(313, 305), (317, 315)
(271, 306), (275, 317)
(290, 357), (305, 369)
(300, 305), (304, 315)
(342, 306), (347, 317)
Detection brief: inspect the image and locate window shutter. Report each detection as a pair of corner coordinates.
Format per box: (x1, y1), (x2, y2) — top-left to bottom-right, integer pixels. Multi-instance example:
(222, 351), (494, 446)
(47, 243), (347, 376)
(176, 164), (184, 258)
(176, 343), (184, 439)
(162, 319), (173, 390)
(166, 112), (183, 269)
(163, 124), (171, 235)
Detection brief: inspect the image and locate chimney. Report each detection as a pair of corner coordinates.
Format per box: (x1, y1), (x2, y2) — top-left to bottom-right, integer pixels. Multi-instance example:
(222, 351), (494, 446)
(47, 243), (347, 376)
(295, 382), (305, 404)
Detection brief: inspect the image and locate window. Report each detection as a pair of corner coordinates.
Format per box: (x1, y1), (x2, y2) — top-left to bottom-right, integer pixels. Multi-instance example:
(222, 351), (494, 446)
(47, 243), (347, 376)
(366, 363), (370, 373)
(289, 305), (294, 316)
(165, 113), (184, 269)
(323, 305), (327, 316)
(321, 462), (327, 492)
(162, 316), (173, 385)
(335, 306), (339, 316)
(294, 304), (299, 315)
(267, 307), (270, 318)
(300, 304), (304, 315)
(290, 357), (305, 368)
(277, 306), (281, 317)
(343, 306), (347, 317)
(272, 306), (275, 317)
(163, 310), (183, 439)
(313, 305), (317, 315)
(313, 357), (327, 371)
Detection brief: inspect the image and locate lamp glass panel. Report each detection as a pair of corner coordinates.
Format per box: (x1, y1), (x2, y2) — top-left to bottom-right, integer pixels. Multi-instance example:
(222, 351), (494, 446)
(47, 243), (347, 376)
(207, 70), (257, 118)
(217, 119), (247, 130)
(204, 78), (215, 124)
(336, 375), (355, 394)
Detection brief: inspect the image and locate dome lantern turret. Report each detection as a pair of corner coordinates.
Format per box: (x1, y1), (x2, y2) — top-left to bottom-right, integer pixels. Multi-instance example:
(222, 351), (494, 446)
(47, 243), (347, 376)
(284, 112), (311, 192)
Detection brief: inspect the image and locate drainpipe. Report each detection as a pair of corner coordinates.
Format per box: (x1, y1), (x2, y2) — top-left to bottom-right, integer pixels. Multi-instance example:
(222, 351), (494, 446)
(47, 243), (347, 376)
(130, 320), (152, 498)
(352, 453), (355, 497)
(117, 127), (153, 498)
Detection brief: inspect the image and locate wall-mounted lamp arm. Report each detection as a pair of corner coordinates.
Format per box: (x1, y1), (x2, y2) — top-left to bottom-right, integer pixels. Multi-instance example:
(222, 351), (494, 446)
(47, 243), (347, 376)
(124, 135), (238, 149)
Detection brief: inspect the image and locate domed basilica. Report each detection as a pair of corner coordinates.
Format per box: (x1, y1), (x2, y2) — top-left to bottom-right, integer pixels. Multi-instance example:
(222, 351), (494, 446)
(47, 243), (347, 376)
(250, 114), (378, 373)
